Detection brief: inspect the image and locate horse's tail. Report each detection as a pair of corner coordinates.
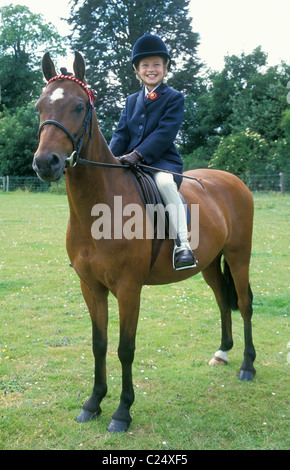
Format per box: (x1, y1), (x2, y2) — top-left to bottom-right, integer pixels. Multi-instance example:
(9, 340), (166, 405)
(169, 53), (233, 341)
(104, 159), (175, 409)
(221, 258), (253, 312)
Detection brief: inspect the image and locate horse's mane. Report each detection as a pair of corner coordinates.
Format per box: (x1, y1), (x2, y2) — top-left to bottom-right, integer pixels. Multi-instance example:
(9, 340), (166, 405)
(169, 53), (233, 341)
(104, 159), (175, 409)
(60, 67), (73, 76)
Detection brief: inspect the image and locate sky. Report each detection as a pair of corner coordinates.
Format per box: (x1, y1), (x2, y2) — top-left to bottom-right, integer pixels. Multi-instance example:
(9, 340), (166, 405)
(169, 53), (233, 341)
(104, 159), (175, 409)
(190, 0), (290, 70)
(1, 0), (290, 72)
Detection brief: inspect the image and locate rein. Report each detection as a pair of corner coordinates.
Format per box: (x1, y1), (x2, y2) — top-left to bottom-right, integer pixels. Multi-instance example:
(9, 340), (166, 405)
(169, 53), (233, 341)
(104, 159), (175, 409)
(38, 75), (204, 188)
(73, 156), (205, 188)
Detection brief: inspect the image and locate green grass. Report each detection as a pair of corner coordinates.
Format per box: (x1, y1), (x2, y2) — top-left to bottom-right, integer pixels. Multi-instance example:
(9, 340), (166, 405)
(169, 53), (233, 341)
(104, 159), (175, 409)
(0, 191), (289, 450)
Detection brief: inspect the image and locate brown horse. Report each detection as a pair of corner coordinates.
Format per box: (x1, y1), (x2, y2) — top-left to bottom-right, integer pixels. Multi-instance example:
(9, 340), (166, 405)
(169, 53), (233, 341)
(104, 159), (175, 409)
(33, 52), (256, 433)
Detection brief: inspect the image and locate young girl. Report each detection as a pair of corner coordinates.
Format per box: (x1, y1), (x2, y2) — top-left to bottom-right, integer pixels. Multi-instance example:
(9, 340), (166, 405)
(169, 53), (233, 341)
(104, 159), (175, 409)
(109, 33), (197, 270)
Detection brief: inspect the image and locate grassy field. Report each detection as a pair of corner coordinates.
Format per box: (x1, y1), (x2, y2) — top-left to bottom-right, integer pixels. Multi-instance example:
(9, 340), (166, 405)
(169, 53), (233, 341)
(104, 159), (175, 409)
(0, 191), (289, 450)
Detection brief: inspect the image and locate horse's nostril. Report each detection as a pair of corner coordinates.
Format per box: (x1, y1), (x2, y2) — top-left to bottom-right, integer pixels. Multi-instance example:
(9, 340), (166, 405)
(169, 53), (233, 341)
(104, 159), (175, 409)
(50, 154), (61, 168)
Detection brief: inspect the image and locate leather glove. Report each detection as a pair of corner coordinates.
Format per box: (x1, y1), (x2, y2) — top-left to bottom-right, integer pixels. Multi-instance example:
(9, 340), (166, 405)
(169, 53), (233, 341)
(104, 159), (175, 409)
(119, 150), (143, 167)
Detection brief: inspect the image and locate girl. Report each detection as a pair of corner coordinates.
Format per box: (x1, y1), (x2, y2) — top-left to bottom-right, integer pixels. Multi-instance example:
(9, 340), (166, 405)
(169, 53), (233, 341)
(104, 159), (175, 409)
(110, 33), (197, 270)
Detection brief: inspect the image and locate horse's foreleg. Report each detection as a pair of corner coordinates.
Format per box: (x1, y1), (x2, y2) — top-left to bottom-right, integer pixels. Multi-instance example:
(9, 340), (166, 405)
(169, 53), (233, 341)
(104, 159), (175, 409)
(107, 288), (141, 433)
(77, 280), (109, 422)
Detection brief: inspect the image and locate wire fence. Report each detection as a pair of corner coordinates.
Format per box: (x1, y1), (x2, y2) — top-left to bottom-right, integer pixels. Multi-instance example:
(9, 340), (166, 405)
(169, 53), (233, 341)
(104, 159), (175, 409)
(1, 175), (50, 192)
(0, 172), (289, 193)
(238, 173), (288, 193)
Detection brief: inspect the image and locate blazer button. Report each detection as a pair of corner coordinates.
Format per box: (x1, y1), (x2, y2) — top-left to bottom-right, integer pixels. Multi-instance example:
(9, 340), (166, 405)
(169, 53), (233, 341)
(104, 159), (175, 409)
(141, 114), (145, 118)
(139, 125), (143, 130)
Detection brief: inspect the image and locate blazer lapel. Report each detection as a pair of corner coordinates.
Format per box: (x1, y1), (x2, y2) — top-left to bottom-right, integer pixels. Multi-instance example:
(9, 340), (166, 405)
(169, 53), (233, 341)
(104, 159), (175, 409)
(136, 88), (146, 111)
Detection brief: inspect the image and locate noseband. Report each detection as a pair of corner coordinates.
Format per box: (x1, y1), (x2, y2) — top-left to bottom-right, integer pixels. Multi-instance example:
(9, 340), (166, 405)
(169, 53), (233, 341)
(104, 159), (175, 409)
(38, 75), (97, 167)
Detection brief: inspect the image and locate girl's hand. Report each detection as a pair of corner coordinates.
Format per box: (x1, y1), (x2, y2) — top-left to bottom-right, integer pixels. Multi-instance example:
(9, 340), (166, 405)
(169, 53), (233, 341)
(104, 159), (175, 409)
(119, 150), (143, 167)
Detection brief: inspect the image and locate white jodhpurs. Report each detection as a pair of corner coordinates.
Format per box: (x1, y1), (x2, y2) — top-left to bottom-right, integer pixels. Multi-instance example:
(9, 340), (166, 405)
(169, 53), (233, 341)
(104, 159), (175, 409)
(152, 171), (189, 246)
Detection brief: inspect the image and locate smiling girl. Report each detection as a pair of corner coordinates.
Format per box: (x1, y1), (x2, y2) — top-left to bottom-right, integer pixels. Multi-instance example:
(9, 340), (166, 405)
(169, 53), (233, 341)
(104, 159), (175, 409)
(109, 33), (197, 270)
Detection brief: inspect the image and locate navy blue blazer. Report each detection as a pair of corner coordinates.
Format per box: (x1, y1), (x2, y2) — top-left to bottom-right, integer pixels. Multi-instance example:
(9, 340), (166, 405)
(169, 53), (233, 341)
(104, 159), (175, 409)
(109, 83), (184, 187)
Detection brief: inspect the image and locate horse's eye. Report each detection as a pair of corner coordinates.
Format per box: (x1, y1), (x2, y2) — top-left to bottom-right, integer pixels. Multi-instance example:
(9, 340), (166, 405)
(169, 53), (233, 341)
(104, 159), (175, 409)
(75, 104), (85, 113)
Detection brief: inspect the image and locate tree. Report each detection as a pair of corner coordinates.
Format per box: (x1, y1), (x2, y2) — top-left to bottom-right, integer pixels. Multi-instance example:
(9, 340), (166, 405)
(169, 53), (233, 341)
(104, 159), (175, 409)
(0, 4), (66, 62)
(208, 129), (271, 175)
(275, 107), (290, 173)
(68, 0), (202, 141)
(182, 47), (269, 154)
(0, 4), (67, 176)
(230, 64), (290, 142)
(0, 4), (66, 109)
(0, 104), (39, 176)
(181, 47), (290, 173)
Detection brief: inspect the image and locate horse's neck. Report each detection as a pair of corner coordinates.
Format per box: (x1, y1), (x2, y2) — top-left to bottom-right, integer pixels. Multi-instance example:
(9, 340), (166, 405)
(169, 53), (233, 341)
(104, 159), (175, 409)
(65, 121), (127, 226)
(86, 118), (117, 168)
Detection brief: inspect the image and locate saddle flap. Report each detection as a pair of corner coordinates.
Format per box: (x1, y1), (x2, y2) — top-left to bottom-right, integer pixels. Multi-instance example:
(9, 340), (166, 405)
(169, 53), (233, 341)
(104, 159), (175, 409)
(131, 167), (190, 226)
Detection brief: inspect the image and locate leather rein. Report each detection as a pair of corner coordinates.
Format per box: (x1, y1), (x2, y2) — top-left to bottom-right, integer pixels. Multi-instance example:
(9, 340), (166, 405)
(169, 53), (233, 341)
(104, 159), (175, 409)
(38, 75), (204, 188)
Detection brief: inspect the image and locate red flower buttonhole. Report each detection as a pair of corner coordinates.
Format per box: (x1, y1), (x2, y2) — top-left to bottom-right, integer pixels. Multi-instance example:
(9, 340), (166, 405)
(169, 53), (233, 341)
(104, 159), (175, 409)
(149, 92), (157, 100)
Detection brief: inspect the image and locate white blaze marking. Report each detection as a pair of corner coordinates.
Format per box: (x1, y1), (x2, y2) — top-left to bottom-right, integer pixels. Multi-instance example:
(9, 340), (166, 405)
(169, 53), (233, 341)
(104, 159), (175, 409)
(50, 88), (64, 103)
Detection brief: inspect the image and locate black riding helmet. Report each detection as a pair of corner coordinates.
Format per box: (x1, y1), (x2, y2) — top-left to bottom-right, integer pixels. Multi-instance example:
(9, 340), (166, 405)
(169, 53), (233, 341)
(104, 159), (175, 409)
(131, 33), (171, 70)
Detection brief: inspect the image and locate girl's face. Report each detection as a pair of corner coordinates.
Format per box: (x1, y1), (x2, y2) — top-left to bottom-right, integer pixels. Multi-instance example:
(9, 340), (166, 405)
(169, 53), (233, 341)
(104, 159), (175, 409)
(136, 56), (167, 91)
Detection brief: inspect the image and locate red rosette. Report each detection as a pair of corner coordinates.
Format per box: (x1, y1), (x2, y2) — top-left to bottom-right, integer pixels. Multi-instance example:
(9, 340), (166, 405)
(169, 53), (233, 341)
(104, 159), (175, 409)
(149, 92), (157, 100)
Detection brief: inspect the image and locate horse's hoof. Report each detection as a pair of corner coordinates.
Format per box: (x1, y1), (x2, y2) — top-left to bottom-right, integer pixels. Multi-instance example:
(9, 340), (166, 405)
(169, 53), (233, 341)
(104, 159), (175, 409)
(209, 350), (228, 366)
(76, 409), (98, 423)
(107, 419), (129, 433)
(209, 356), (228, 366)
(239, 370), (255, 381)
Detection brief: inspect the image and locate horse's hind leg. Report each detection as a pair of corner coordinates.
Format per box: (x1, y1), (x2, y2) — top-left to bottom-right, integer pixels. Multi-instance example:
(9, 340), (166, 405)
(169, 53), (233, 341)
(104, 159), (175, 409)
(224, 253), (256, 381)
(202, 256), (233, 366)
(77, 280), (109, 422)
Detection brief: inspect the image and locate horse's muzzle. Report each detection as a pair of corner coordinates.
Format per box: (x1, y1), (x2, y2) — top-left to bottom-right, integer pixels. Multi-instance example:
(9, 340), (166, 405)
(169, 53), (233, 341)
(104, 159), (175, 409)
(33, 151), (65, 182)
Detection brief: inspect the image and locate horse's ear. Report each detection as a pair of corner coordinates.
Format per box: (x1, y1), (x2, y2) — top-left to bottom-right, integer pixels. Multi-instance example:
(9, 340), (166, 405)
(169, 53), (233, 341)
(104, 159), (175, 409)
(73, 51), (86, 83)
(42, 52), (57, 81)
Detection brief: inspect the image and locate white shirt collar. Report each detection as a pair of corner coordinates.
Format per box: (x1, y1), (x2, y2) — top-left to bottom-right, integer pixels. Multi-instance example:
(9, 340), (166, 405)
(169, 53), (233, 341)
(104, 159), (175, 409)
(144, 83), (161, 97)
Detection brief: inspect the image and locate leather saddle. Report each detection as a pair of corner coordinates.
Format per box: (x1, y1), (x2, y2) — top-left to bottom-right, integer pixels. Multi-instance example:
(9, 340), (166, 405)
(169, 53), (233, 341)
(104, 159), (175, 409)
(130, 167), (190, 267)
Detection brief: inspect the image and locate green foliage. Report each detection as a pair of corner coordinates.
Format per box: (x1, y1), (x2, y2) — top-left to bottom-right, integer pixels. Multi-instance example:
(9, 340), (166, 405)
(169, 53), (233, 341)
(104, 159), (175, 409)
(183, 136), (220, 171)
(230, 65), (289, 142)
(280, 107), (290, 136)
(269, 139), (290, 174)
(182, 50), (290, 173)
(0, 104), (39, 176)
(209, 129), (271, 175)
(0, 4), (67, 176)
(0, 4), (66, 110)
(0, 54), (43, 110)
(49, 176), (67, 194)
(0, 4), (66, 61)
(184, 47), (270, 152)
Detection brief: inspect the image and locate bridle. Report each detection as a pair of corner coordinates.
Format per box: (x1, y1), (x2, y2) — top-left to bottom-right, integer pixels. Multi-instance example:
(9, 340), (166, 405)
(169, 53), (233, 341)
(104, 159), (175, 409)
(38, 74), (97, 167)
